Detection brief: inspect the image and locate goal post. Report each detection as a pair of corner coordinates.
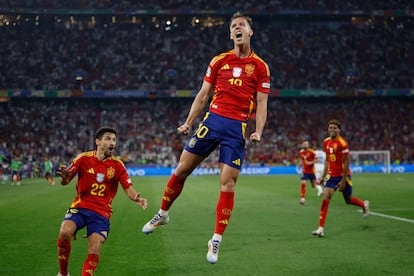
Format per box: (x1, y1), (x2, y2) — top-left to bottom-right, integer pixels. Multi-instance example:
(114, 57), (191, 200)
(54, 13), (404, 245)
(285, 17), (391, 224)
(350, 150), (391, 174)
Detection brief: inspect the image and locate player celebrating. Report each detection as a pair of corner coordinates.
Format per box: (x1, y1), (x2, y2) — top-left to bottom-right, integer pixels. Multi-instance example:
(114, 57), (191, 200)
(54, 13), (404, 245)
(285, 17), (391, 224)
(55, 127), (148, 276)
(141, 12), (270, 264)
(312, 119), (369, 237)
(298, 141), (323, 204)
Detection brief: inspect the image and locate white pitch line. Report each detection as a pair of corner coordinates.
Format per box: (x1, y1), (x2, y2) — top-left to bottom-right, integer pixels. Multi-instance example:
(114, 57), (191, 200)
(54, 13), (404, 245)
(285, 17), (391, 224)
(372, 208), (414, 212)
(363, 211), (414, 223)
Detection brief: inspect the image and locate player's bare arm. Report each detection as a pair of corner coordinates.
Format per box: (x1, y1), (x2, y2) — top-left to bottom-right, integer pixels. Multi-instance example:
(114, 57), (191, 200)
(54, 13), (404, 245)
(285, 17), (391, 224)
(338, 154), (351, 191)
(178, 80), (212, 135)
(319, 159), (329, 185)
(56, 165), (75, 185)
(125, 186), (148, 210)
(250, 92), (268, 144)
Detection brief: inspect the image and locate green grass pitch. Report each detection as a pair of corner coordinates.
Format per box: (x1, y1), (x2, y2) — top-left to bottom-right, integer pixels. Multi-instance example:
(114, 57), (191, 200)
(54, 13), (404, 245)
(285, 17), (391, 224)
(0, 173), (413, 275)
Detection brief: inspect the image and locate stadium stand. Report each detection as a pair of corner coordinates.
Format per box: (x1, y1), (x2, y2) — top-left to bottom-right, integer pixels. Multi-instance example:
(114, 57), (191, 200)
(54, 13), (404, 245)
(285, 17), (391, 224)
(1, 1), (413, 10)
(0, 2), (413, 176)
(0, 3), (413, 91)
(0, 97), (413, 178)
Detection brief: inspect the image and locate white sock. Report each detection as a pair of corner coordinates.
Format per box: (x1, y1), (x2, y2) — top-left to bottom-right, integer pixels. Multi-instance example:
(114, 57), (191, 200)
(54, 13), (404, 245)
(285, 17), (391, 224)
(316, 185), (323, 193)
(159, 209), (169, 216)
(212, 233), (222, 242)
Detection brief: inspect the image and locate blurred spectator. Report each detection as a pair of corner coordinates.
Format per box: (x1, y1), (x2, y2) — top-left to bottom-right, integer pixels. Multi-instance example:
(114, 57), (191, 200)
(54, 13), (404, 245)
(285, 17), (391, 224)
(0, 10), (413, 91)
(0, 97), (413, 173)
(0, 3), (413, 172)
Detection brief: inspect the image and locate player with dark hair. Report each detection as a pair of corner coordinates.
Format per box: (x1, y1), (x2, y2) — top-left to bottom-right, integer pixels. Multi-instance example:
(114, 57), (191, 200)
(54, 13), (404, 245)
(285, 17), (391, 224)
(56, 126), (148, 276)
(141, 12), (270, 264)
(298, 141), (323, 204)
(312, 119), (369, 237)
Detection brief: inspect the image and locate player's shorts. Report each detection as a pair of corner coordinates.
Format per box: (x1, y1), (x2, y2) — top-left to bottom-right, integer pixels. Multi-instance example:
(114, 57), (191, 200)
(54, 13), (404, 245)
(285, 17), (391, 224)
(11, 170), (20, 175)
(301, 173), (316, 182)
(63, 208), (110, 240)
(184, 112), (246, 170)
(325, 175), (353, 195)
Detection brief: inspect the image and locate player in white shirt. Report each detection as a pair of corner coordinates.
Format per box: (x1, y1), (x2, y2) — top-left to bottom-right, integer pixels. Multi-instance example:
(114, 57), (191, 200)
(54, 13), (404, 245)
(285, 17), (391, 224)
(314, 149), (326, 183)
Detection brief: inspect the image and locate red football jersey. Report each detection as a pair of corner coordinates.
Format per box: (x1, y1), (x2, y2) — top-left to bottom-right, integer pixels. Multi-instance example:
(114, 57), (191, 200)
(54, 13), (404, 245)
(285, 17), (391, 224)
(300, 148), (316, 174)
(323, 135), (351, 177)
(66, 151), (132, 219)
(204, 50), (271, 121)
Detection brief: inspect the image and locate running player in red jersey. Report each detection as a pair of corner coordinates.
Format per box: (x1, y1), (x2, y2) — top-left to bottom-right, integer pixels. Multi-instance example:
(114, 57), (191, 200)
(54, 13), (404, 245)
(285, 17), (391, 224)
(312, 120), (369, 237)
(56, 127), (148, 276)
(298, 141), (323, 205)
(142, 12), (270, 264)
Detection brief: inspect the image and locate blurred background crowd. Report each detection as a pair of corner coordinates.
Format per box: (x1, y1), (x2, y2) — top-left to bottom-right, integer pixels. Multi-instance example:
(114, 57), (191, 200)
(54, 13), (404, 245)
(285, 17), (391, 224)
(1, 97), (413, 178)
(1, 1), (413, 91)
(0, 1), (413, 178)
(2, 0), (413, 11)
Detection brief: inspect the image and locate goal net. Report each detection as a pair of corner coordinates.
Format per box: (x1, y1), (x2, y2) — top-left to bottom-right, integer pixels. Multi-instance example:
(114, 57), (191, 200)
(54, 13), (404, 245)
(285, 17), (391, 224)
(350, 150), (391, 173)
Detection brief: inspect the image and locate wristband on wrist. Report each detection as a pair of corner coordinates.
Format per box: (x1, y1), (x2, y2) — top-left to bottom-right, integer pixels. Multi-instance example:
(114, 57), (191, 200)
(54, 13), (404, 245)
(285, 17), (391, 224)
(134, 193), (141, 202)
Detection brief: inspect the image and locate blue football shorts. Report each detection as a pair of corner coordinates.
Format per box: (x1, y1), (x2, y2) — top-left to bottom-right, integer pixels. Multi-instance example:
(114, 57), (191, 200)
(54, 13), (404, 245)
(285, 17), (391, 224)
(325, 175), (353, 195)
(63, 208), (110, 240)
(184, 112), (247, 170)
(301, 173), (316, 182)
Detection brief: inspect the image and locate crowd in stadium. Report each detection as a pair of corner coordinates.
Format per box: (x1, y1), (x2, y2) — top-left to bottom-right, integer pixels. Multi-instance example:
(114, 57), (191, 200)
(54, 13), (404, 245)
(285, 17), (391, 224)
(1, 2), (413, 179)
(2, 0), (413, 10)
(0, 6), (413, 91)
(0, 97), (413, 179)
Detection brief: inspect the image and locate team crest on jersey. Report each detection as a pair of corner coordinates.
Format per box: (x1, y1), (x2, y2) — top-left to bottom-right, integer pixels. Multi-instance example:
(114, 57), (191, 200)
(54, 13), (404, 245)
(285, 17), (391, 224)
(96, 173), (105, 183)
(232, 67), (242, 78)
(245, 63), (255, 75)
(106, 167), (115, 179)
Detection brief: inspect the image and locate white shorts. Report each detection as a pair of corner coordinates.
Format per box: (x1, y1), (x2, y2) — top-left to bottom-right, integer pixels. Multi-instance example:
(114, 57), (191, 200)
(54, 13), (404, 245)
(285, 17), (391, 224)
(314, 163), (324, 180)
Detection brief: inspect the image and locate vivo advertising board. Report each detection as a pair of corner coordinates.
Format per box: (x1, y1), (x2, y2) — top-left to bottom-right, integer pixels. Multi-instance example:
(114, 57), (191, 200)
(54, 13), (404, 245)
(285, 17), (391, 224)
(126, 165), (414, 177)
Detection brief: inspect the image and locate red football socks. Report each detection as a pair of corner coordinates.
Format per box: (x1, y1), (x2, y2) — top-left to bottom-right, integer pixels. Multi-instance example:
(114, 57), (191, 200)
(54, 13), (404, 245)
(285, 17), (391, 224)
(300, 182), (306, 198)
(82, 253), (100, 276)
(57, 239), (71, 276)
(349, 196), (365, 208)
(215, 191), (235, 235)
(160, 174), (186, 211)
(319, 198), (330, 227)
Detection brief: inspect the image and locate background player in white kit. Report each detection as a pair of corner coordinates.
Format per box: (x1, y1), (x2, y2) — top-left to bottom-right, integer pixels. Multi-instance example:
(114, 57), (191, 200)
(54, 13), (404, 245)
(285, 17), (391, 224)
(314, 149), (326, 183)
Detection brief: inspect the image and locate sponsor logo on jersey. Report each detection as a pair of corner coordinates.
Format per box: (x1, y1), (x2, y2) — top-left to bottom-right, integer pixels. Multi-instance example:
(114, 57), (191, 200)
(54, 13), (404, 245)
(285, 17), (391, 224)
(220, 64), (230, 70)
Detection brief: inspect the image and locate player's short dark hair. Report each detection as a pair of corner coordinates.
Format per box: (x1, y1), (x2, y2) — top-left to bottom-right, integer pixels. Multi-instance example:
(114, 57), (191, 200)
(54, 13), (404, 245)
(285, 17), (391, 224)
(328, 119), (341, 129)
(230, 12), (253, 30)
(95, 127), (117, 139)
